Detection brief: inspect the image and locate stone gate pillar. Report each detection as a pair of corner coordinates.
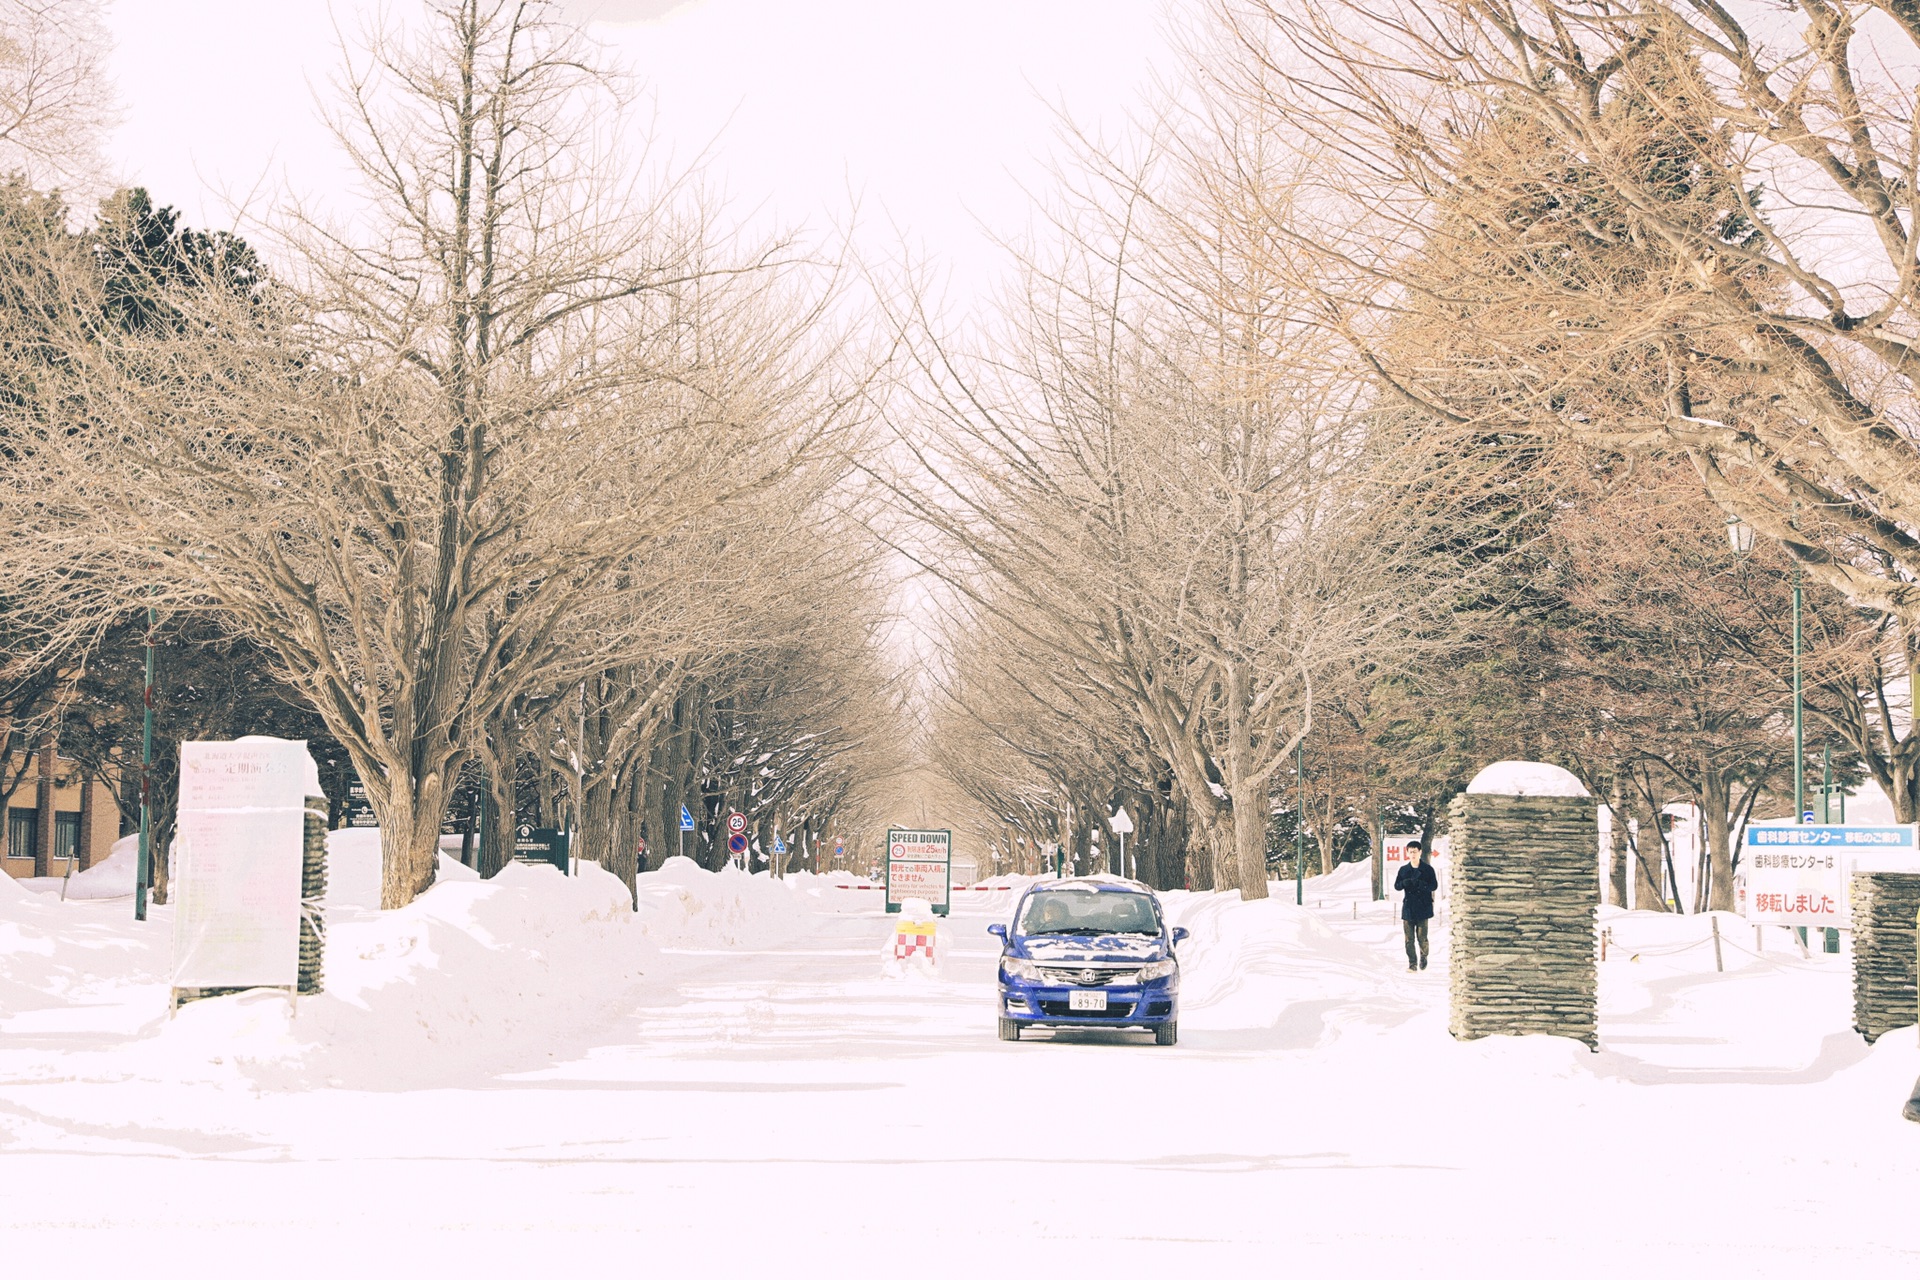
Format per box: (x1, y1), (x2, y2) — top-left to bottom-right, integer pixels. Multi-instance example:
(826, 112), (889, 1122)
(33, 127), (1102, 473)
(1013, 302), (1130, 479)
(1446, 761), (1599, 1050)
(1851, 871), (1920, 1045)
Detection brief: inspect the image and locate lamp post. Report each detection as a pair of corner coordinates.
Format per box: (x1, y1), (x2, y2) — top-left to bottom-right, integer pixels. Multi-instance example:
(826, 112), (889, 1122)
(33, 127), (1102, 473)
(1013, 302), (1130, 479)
(1295, 735), (1306, 906)
(1731, 513), (1817, 947)
(1727, 515), (1801, 823)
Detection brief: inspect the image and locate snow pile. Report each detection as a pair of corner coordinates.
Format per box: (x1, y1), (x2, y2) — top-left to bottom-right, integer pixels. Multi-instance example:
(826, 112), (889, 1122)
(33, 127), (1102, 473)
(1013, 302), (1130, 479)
(327, 827), (479, 908)
(143, 857), (652, 1090)
(1466, 759), (1591, 798)
(326, 827), (383, 909)
(12, 835), (141, 899)
(634, 856), (812, 948)
(1166, 889), (1415, 1040)
(61, 837), (139, 899)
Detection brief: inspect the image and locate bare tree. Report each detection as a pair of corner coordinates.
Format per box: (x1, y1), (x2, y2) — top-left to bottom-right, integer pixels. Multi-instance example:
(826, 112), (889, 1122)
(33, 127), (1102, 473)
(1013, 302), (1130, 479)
(1218, 0), (1920, 626)
(887, 82), (1453, 898)
(0, 0), (113, 195)
(16, 2), (858, 906)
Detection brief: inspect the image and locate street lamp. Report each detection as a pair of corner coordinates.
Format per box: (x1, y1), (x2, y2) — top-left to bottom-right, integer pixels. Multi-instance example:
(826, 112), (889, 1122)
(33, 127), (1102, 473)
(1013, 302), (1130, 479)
(1295, 735), (1306, 906)
(1727, 513), (1801, 825)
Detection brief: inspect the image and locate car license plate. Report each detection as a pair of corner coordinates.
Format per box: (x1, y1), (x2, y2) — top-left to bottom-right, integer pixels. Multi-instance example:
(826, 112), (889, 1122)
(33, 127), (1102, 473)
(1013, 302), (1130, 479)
(1069, 990), (1107, 1012)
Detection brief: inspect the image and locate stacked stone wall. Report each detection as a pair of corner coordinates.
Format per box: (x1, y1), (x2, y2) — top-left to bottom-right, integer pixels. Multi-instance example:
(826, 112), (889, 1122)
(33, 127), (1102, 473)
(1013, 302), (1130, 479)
(300, 794), (328, 995)
(1851, 871), (1920, 1045)
(1446, 792), (1598, 1050)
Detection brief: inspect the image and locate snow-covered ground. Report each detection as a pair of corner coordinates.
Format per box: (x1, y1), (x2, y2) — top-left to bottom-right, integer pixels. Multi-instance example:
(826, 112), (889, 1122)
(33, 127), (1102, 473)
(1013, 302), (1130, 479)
(2, 849), (1916, 1275)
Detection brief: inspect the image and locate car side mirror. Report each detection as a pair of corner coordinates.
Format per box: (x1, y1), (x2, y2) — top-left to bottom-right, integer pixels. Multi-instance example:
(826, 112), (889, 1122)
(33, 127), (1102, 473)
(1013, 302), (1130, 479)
(1171, 927), (1190, 945)
(987, 923), (1007, 940)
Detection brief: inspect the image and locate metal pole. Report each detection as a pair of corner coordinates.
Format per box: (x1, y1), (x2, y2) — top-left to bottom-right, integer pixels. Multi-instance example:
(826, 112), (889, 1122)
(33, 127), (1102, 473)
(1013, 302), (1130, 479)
(1794, 563), (1804, 825)
(1374, 805), (1385, 902)
(1794, 564), (1811, 963)
(1822, 744), (1832, 824)
(1294, 736), (1305, 906)
(135, 604), (155, 922)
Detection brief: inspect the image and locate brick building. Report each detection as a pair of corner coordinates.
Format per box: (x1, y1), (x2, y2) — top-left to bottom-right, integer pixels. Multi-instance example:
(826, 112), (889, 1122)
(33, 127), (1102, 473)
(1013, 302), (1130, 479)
(1, 737), (124, 881)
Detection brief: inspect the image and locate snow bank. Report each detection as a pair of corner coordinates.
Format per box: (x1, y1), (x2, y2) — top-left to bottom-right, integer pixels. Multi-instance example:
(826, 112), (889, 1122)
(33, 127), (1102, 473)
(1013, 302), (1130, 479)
(635, 856), (813, 948)
(145, 858), (652, 1090)
(1166, 889), (1412, 1040)
(12, 835), (141, 900)
(326, 827), (383, 909)
(64, 837), (139, 899)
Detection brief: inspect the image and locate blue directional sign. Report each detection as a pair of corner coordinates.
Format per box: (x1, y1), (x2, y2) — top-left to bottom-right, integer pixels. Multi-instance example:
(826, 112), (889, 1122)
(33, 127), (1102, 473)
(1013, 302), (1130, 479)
(1745, 824), (1915, 849)
(773, 836), (787, 854)
(679, 805), (696, 832)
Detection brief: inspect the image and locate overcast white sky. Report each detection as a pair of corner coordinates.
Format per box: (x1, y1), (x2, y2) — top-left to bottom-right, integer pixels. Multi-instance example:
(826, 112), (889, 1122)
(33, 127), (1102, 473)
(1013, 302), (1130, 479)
(103, 0), (1181, 301)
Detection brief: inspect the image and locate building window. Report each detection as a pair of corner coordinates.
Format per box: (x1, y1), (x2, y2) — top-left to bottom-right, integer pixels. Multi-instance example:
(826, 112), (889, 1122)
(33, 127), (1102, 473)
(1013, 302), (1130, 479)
(7, 808), (38, 860)
(55, 812), (80, 863)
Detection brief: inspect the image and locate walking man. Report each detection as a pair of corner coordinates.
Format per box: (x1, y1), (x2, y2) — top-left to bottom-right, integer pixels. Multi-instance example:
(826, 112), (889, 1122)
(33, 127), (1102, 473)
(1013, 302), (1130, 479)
(1395, 840), (1439, 972)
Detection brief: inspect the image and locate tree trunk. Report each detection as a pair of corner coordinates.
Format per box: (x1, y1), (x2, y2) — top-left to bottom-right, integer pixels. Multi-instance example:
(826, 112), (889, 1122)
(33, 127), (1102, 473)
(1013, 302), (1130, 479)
(479, 709), (518, 878)
(1606, 773), (1629, 908)
(34, 732), (55, 879)
(374, 777), (445, 910)
(1364, 804), (1383, 901)
(1701, 772), (1736, 913)
(1628, 788), (1669, 913)
(1222, 660), (1265, 899)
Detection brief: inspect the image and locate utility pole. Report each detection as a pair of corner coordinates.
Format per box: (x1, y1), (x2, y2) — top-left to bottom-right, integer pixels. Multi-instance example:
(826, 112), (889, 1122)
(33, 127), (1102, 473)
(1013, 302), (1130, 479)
(1295, 736), (1306, 906)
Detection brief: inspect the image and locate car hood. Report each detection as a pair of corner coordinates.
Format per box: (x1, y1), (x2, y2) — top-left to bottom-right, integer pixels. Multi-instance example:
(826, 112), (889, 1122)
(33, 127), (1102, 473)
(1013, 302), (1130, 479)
(1012, 933), (1167, 964)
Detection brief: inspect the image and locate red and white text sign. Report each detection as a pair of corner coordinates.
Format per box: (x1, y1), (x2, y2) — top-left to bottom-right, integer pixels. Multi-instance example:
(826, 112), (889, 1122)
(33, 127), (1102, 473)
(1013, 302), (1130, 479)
(1383, 835), (1420, 882)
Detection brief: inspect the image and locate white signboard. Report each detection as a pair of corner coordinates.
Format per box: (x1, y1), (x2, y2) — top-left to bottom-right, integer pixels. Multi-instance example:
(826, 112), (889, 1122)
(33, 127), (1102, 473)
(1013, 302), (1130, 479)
(1740, 824), (1917, 928)
(1383, 834), (1420, 884)
(171, 739), (313, 990)
(886, 828), (951, 916)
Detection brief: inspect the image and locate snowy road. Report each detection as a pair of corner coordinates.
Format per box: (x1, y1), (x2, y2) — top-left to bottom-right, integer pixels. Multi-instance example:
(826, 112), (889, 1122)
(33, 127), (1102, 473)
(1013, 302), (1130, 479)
(3, 859), (1918, 1277)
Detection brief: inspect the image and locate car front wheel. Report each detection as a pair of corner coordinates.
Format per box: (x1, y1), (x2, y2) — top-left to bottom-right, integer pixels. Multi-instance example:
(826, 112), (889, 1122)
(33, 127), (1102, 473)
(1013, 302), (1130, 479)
(1153, 1021), (1177, 1046)
(998, 1017), (1021, 1042)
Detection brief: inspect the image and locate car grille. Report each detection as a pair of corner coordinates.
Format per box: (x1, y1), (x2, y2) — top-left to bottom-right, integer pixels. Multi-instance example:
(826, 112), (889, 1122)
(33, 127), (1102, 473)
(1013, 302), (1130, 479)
(1038, 967), (1141, 986)
(1037, 999), (1137, 1020)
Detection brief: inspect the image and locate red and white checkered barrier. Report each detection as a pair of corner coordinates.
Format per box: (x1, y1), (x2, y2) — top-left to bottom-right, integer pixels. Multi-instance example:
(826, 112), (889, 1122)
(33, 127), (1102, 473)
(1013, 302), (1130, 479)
(893, 923), (936, 961)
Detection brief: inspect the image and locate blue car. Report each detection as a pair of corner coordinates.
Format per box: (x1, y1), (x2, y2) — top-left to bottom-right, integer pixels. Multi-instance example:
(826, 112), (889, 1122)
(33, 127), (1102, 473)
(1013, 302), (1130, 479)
(988, 878), (1189, 1045)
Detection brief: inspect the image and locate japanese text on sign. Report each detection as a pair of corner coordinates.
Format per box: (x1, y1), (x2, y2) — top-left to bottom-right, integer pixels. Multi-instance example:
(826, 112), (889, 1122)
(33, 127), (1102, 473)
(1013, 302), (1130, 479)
(1739, 824), (1915, 927)
(886, 828), (951, 915)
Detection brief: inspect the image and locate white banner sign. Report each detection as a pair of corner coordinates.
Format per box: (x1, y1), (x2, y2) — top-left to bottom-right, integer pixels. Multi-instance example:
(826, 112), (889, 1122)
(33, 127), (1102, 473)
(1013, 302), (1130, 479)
(1738, 825), (1918, 928)
(171, 739), (313, 990)
(886, 828), (951, 914)
(1383, 834), (1420, 883)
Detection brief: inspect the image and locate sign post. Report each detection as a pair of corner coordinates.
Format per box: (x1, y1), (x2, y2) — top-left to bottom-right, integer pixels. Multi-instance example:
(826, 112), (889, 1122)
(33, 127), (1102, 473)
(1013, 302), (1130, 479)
(1740, 824), (1920, 932)
(1383, 834), (1420, 895)
(1108, 807), (1134, 878)
(170, 738), (317, 1005)
(886, 828), (952, 915)
(726, 812), (748, 870)
(511, 824), (569, 872)
(679, 804), (695, 860)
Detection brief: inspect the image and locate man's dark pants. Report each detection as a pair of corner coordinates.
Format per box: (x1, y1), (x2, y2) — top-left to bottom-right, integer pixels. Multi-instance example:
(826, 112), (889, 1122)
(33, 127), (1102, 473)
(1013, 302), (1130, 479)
(1403, 918), (1429, 969)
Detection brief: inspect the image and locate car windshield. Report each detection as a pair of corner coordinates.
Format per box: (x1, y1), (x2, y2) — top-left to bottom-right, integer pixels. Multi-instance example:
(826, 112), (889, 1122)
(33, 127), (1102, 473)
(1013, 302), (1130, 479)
(1017, 889), (1161, 936)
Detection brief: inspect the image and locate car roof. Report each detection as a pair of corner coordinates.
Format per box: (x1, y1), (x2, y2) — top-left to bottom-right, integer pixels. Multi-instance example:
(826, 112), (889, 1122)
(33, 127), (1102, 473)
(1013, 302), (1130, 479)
(1022, 876), (1154, 895)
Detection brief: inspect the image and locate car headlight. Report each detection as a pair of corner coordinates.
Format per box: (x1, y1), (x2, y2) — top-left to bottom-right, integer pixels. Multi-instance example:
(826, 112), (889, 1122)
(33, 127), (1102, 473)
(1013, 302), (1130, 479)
(1001, 957), (1045, 982)
(1137, 958), (1177, 981)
